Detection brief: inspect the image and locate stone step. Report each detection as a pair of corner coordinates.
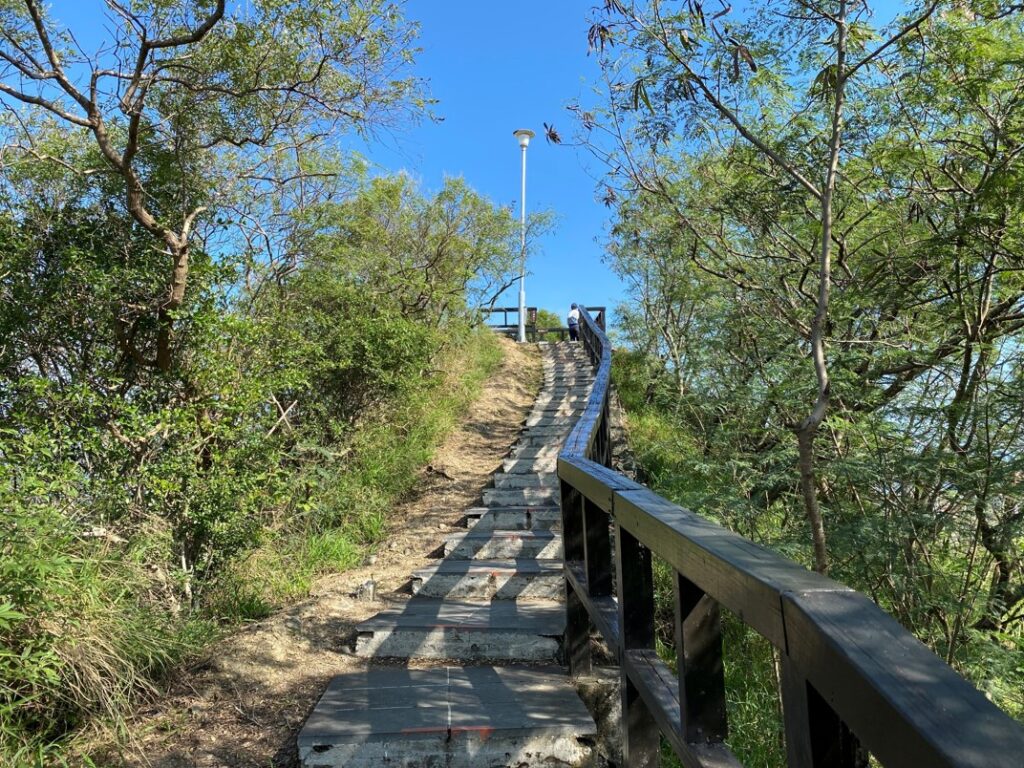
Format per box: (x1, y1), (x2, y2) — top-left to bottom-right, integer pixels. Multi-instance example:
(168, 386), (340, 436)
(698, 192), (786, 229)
(537, 383), (592, 393)
(444, 530), (563, 559)
(538, 392), (589, 400)
(513, 436), (569, 450)
(541, 377), (593, 385)
(523, 413), (576, 427)
(529, 403), (587, 415)
(516, 434), (573, 444)
(354, 599), (564, 661)
(532, 395), (587, 407)
(298, 666), (596, 767)
(543, 375), (588, 382)
(466, 506), (561, 531)
(523, 424), (578, 437)
(519, 424), (573, 437)
(503, 457), (558, 473)
(538, 395), (589, 403)
(513, 440), (566, 453)
(522, 417), (578, 431)
(483, 487), (561, 506)
(492, 472), (559, 489)
(506, 445), (561, 461)
(531, 397), (587, 407)
(534, 395), (588, 407)
(411, 559), (564, 600)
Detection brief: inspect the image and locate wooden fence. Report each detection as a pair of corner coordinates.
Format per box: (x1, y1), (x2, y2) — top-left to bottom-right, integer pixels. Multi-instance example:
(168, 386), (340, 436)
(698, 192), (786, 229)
(557, 306), (1024, 767)
(482, 305), (606, 342)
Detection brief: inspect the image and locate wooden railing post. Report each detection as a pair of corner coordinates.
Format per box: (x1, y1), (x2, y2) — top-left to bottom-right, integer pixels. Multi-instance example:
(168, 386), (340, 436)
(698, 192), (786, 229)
(597, 394), (611, 468)
(616, 524), (660, 766)
(675, 574), (728, 745)
(562, 479), (591, 676)
(781, 657), (867, 768)
(584, 497), (612, 599)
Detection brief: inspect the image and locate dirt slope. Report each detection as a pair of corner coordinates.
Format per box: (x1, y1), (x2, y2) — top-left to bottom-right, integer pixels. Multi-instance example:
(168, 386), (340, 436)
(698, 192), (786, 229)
(110, 337), (541, 768)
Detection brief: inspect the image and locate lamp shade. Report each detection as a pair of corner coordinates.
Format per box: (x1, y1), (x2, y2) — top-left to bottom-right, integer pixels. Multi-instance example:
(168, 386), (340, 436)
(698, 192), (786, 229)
(513, 128), (535, 148)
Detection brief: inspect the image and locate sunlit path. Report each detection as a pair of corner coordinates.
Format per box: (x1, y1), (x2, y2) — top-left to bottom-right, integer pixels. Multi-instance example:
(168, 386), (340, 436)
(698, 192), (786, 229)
(297, 342), (599, 767)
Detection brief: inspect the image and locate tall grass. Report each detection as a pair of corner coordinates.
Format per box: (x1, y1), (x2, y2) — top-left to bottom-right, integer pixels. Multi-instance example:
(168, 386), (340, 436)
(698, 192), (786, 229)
(0, 506), (210, 765)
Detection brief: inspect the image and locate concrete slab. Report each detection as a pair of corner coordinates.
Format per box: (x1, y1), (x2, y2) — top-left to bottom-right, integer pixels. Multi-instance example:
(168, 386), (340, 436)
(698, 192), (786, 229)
(524, 414), (577, 427)
(505, 446), (562, 460)
(533, 398), (587, 410)
(519, 425), (573, 438)
(492, 472), (559, 489)
(298, 666), (596, 768)
(518, 436), (572, 448)
(444, 530), (562, 559)
(536, 385), (592, 396)
(465, 506), (562, 531)
(526, 405), (586, 418)
(528, 406), (585, 417)
(357, 599), (564, 633)
(502, 457), (558, 473)
(483, 487), (561, 506)
(355, 599), (564, 660)
(528, 399), (585, 411)
(412, 559), (564, 600)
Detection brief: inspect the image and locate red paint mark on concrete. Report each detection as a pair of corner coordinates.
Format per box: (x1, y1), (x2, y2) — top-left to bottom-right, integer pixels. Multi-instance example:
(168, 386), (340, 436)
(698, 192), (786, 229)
(451, 725), (495, 742)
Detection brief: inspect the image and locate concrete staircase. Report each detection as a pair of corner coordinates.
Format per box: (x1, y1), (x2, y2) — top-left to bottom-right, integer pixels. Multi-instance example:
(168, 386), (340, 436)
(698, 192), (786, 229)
(298, 343), (599, 767)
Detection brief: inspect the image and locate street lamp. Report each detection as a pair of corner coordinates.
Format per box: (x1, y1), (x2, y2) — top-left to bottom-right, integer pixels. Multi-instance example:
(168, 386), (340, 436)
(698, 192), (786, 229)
(513, 128), (534, 343)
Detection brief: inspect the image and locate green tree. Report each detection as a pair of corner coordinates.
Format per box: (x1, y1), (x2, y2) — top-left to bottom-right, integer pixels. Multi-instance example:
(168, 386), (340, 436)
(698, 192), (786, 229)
(534, 308), (565, 341)
(580, 0), (944, 573)
(590, 0), (1024, 744)
(0, 144), (523, 757)
(0, 0), (427, 371)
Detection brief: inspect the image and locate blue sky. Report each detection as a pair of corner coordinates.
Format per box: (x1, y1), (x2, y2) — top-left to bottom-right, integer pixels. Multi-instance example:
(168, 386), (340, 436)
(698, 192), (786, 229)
(348, 1), (625, 324)
(45, 0), (625, 326)
(38, 0), (917, 330)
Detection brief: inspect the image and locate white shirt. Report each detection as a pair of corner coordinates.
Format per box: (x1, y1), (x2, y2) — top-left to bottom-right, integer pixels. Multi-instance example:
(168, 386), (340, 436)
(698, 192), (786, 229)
(568, 308), (581, 324)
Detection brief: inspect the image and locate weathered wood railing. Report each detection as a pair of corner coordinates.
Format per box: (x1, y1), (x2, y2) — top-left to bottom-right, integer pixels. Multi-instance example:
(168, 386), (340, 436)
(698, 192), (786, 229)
(557, 307), (1024, 767)
(482, 305), (606, 342)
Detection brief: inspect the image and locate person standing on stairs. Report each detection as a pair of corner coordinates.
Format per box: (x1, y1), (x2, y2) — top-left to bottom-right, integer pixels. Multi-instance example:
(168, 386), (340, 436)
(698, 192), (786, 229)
(567, 303), (580, 342)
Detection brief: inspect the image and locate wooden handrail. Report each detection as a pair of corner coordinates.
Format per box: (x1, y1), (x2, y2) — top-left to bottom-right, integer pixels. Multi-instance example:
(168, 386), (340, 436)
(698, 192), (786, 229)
(557, 306), (1024, 767)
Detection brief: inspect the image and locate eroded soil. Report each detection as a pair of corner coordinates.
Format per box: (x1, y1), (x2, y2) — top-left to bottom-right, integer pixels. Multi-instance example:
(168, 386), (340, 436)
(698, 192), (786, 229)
(109, 337), (541, 768)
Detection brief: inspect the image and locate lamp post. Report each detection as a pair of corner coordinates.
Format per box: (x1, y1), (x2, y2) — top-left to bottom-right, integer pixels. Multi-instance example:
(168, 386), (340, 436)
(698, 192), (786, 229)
(513, 128), (534, 343)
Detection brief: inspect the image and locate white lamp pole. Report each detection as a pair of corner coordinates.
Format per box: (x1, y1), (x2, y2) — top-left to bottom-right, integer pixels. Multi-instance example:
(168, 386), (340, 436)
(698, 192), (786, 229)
(513, 128), (534, 343)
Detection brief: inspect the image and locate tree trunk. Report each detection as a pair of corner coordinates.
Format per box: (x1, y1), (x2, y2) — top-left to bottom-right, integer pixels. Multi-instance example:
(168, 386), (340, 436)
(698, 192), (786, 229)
(796, 1), (848, 576)
(157, 241), (190, 372)
(975, 508), (1024, 631)
(798, 426), (830, 574)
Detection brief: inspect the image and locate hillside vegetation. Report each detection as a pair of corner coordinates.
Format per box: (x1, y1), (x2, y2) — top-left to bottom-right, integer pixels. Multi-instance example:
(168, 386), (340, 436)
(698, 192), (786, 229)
(0, 4), (531, 762)
(587, 0), (1024, 763)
